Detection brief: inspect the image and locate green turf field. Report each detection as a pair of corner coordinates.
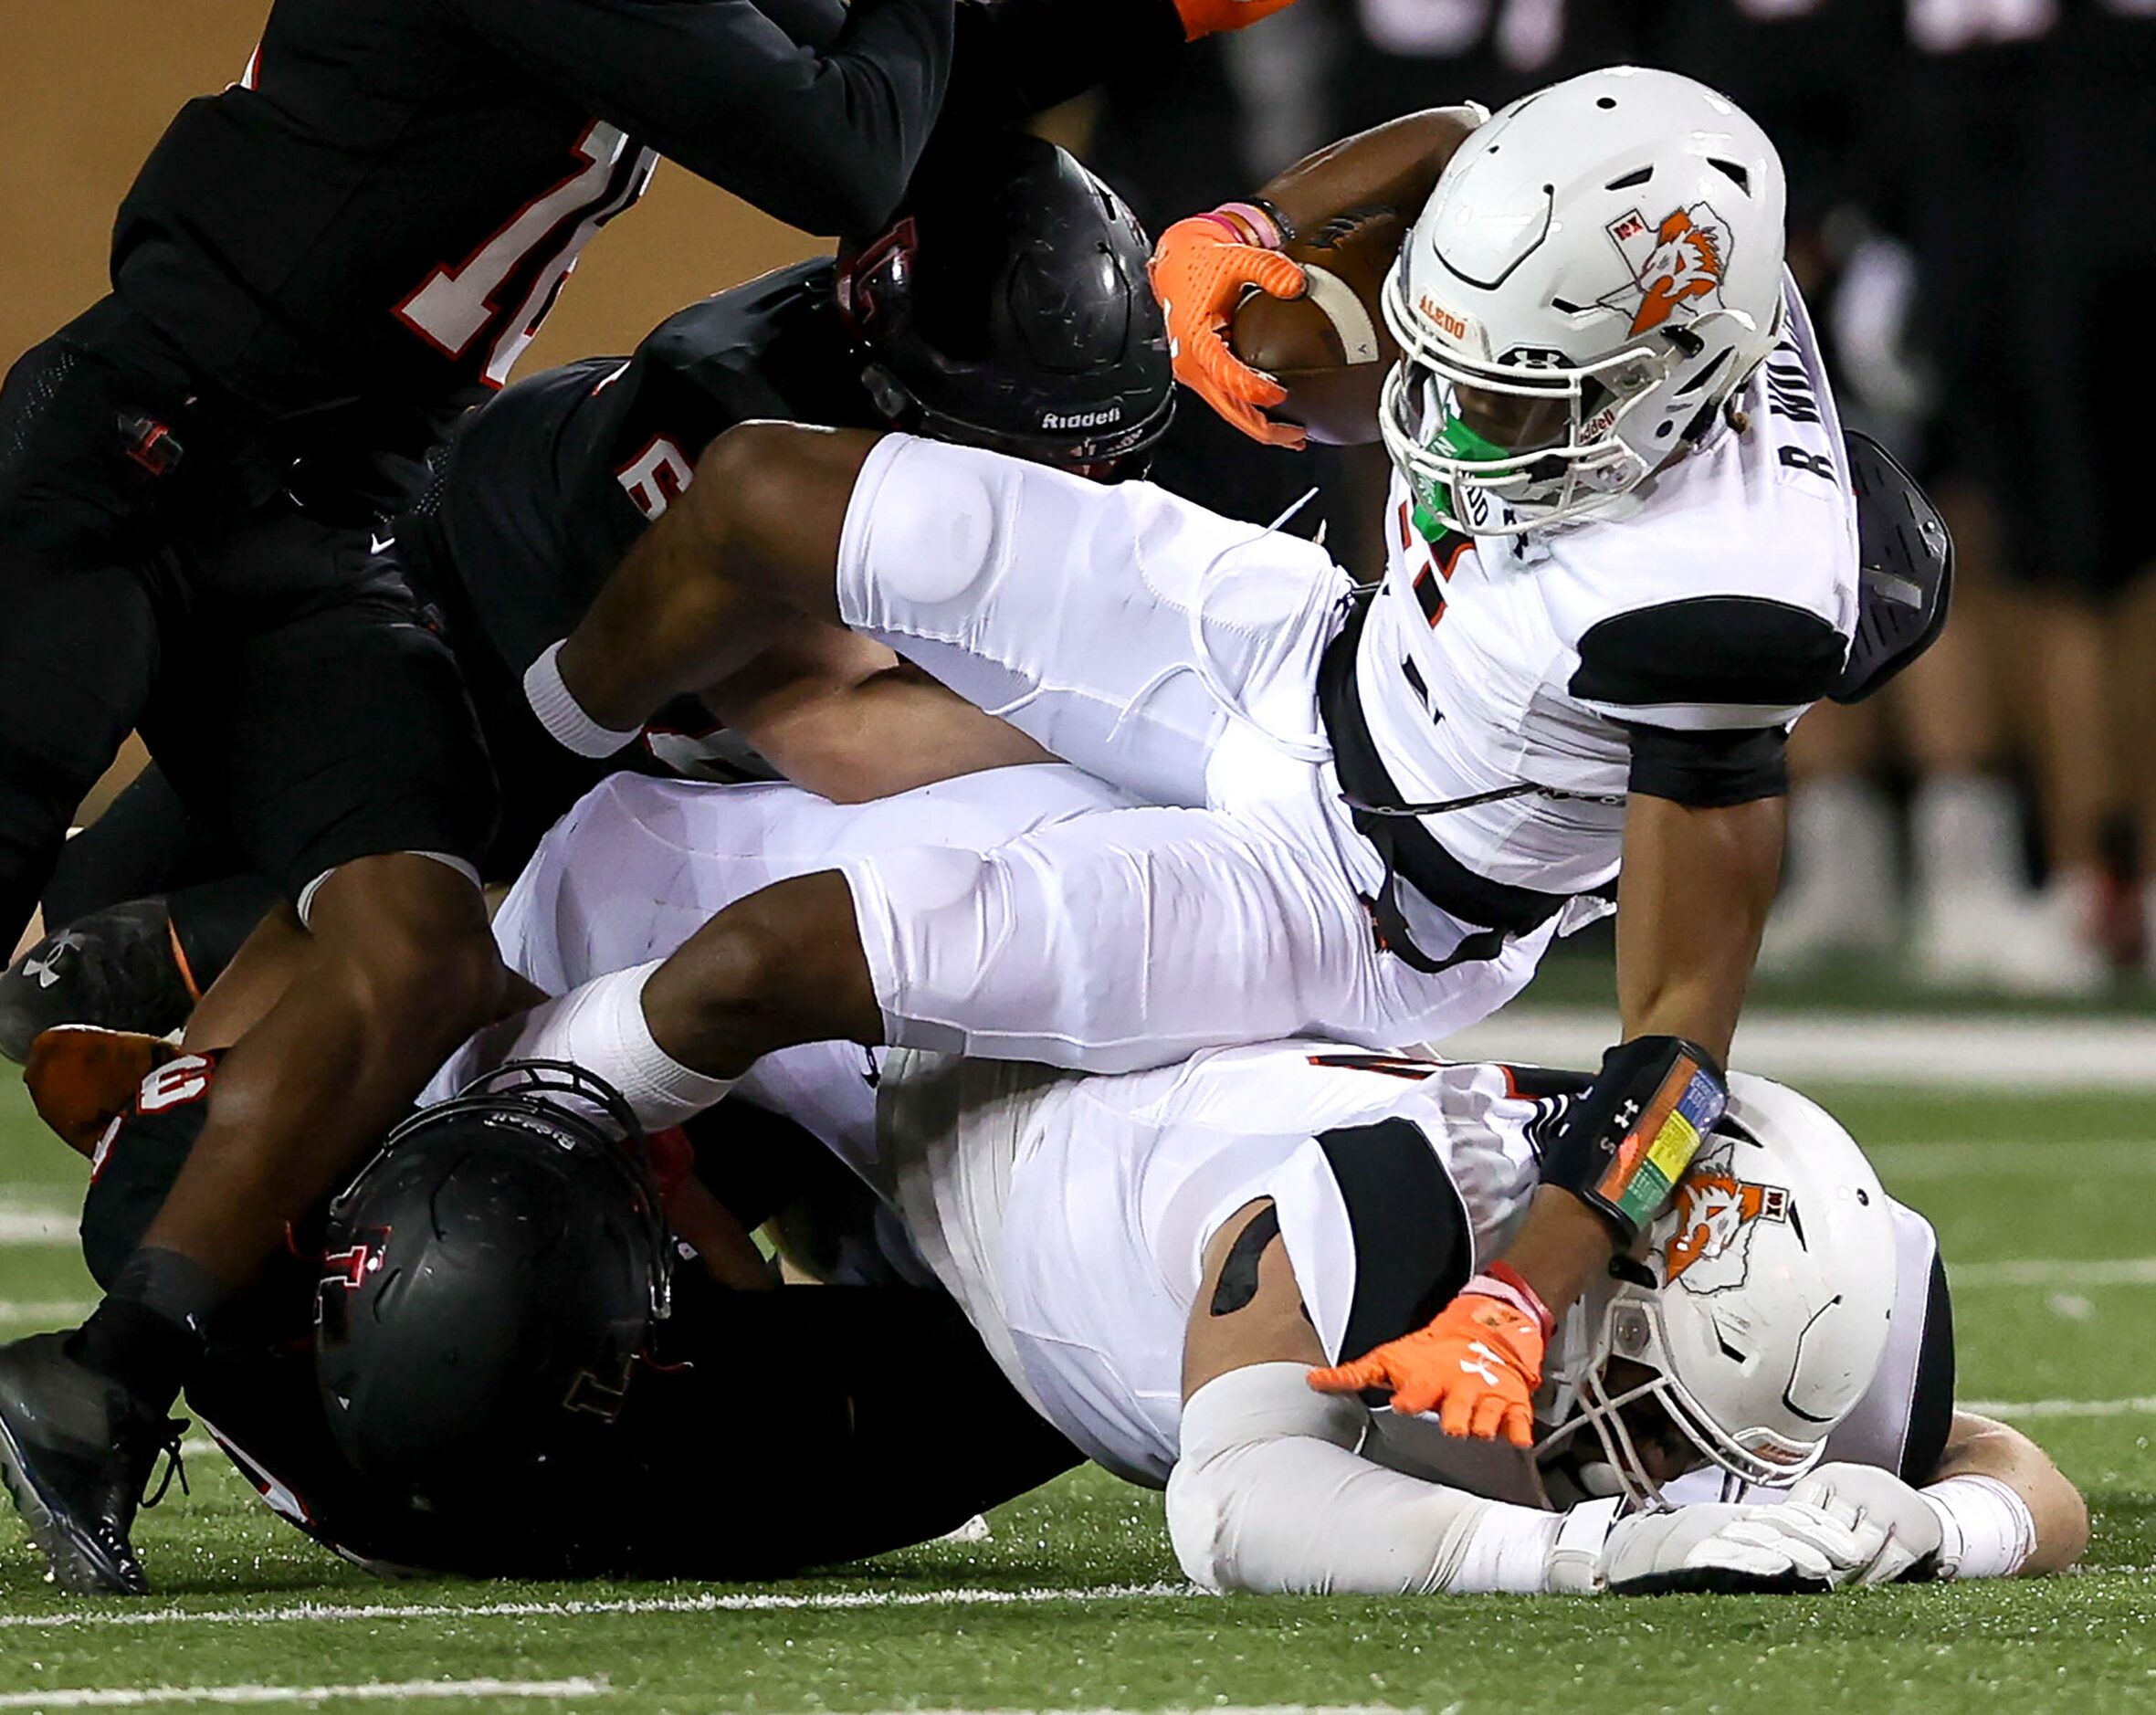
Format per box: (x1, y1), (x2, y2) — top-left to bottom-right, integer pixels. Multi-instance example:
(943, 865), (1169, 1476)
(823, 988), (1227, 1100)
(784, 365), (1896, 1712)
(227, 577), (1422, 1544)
(0, 1069), (2150, 1714)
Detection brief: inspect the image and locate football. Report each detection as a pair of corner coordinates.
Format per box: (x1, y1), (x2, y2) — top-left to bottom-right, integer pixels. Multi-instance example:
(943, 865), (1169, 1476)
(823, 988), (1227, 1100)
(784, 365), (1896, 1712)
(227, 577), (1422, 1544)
(1228, 203), (1410, 446)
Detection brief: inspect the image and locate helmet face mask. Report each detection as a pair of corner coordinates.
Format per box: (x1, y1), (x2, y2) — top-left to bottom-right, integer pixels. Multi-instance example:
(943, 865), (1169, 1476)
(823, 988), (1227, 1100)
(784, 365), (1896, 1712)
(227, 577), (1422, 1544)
(1381, 66), (1788, 538)
(1533, 1076), (1898, 1509)
(1537, 1280), (1828, 1511)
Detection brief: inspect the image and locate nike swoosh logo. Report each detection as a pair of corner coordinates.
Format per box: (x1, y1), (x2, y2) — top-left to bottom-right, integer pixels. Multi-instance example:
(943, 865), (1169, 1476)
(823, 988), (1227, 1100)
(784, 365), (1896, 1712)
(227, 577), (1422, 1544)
(369, 532), (396, 555)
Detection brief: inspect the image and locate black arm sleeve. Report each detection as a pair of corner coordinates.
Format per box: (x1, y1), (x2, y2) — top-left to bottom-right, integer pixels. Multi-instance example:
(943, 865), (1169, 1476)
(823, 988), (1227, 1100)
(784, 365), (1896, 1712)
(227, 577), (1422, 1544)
(1572, 594), (1846, 807)
(1621, 721), (1790, 807)
(940, 0), (1187, 131)
(457, 0), (957, 237)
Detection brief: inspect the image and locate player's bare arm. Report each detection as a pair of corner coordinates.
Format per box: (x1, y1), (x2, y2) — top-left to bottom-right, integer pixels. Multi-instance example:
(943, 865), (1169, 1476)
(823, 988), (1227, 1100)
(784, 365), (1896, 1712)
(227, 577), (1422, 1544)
(1928, 1411), (2089, 1576)
(699, 616), (1052, 805)
(1471, 790), (1786, 1321)
(557, 424), (881, 739)
(1614, 790), (1785, 1062)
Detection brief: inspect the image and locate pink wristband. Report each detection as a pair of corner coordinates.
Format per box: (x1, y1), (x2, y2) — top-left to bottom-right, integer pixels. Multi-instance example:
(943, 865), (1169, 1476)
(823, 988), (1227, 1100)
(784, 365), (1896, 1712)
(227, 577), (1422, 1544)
(1215, 201), (1285, 249)
(1476, 1262), (1556, 1341)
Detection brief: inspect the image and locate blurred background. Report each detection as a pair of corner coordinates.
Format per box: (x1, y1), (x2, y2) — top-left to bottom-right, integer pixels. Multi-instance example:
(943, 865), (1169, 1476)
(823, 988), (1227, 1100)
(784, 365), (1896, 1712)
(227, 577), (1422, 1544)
(6, 0), (2156, 1006)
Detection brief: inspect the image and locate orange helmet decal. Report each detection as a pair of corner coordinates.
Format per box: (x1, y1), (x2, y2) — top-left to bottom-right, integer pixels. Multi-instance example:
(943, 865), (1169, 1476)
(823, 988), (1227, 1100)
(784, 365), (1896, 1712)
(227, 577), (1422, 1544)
(1661, 1168), (1789, 1292)
(1601, 203), (1730, 339)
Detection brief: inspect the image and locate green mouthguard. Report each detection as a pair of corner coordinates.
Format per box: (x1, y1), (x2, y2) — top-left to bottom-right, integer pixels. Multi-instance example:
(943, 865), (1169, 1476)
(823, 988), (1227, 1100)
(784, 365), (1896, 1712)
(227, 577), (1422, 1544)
(1414, 414), (1511, 541)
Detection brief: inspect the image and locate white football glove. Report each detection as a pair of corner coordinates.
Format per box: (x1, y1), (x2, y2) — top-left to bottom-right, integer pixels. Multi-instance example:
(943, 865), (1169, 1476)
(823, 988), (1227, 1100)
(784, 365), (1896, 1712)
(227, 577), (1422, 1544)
(1788, 1461), (1945, 1585)
(1548, 1499), (1874, 1595)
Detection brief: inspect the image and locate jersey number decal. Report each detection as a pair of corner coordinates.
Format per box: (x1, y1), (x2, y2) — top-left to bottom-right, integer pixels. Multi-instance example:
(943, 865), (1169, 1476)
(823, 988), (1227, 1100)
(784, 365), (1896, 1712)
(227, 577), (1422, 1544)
(397, 121), (657, 387)
(1778, 445), (1835, 482)
(138, 1053), (216, 1114)
(617, 435), (696, 521)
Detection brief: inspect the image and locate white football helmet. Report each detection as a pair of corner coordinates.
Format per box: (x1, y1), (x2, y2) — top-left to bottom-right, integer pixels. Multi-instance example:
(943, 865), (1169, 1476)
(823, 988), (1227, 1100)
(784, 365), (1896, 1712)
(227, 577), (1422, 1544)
(1380, 66), (1787, 535)
(1537, 1073), (1897, 1507)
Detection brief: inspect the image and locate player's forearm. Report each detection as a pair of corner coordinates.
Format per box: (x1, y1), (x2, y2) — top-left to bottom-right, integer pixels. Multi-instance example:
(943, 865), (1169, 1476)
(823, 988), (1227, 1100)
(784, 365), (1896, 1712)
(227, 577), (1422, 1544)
(1929, 1412), (2090, 1576)
(1614, 793), (1784, 1063)
(1168, 1364), (1562, 1594)
(939, 0), (1184, 131)
(702, 630), (1055, 804)
(556, 487), (774, 737)
(556, 424), (868, 740)
(1254, 107), (1485, 237)
(476, 0), (954, 237)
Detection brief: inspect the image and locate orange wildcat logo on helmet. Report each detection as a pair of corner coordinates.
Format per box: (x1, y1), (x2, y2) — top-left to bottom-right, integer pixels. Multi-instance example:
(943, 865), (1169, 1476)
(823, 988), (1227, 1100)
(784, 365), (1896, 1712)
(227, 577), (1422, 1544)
(1602, 204), (1730, 338)
(1660, 1167), (1788, 1294)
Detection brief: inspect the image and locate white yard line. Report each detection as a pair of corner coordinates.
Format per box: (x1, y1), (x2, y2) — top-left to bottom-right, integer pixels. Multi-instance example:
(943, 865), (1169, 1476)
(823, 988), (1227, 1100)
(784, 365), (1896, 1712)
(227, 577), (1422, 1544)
(0, 1200), (75, 1246)
(0, 1681), (606, 1709)
(1960, 1395), (2156, 1419)
(1951, 1257), (2156, 1287)
(0, 1583), (1192, 1633)
(1444, 1006), (2156, 1090)
(1866, 1139), (2156, 1177)
(0, 1300), (94, 1323)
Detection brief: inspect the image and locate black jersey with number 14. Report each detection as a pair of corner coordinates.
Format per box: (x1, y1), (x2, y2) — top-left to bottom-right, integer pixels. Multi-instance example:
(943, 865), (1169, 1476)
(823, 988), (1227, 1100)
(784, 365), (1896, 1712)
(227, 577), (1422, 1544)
(109, 0), (953, 456)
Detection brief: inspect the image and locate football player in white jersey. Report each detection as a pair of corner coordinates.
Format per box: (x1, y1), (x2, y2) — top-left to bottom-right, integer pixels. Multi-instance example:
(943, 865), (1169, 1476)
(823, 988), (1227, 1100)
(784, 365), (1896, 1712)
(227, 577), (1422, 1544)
(436, 765), (2084, 1595)
(512, 69), (1948, 1455)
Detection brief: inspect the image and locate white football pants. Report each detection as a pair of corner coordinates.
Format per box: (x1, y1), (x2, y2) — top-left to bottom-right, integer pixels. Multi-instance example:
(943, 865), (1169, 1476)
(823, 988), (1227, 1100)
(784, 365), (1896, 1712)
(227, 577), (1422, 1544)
(820, 435), (1552, 1071)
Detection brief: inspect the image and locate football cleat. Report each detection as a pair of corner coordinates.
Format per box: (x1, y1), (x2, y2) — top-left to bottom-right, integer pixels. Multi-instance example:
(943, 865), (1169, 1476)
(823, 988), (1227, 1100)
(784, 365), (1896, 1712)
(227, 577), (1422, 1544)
(0, 899), (195, 1064)
(0, 1333), (186, 1596)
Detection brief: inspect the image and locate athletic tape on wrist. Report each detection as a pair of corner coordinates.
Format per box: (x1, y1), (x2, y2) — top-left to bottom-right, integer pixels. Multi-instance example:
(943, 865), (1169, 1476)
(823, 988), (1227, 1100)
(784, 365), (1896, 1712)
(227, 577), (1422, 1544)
(1545, 1496), (1624, 1595)
(1921, 1474), (2037, 1581)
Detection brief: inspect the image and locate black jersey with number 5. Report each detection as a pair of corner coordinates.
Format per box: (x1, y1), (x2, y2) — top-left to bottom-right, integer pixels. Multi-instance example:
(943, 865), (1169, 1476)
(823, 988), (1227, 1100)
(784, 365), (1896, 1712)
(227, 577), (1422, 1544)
(405, 259), (868, 682)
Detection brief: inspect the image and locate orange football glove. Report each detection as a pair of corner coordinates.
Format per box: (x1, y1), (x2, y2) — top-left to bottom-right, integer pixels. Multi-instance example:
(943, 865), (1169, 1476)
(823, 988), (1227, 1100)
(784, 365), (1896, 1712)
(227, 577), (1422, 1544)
(24, 1026), (180, 1155)
(1148, 214), (1309, 449)
(1173, 0), (1301, 40)
(1308, 1269), (1550, 1447)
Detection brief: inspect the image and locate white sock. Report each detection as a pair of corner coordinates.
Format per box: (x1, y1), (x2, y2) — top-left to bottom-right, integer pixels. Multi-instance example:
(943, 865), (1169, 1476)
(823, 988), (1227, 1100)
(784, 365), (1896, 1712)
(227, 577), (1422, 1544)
(468, 962), (733, 1129)
(1783, 776), (1897, 907)
(523, 640), (644, 759)
(1910, 773), (2026, 899)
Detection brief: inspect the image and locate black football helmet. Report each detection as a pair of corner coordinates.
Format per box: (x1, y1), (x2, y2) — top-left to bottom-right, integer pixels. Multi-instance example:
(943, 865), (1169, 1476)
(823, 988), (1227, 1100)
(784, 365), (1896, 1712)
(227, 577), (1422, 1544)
(313, 1061), (671, 1497)
(836, 133), (1173, 479)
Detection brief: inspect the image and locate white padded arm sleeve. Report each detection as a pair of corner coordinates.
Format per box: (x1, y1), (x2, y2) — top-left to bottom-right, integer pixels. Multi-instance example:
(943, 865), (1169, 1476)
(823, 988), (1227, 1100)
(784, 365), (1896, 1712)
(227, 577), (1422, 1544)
(1166, 1363), (1564, 1595)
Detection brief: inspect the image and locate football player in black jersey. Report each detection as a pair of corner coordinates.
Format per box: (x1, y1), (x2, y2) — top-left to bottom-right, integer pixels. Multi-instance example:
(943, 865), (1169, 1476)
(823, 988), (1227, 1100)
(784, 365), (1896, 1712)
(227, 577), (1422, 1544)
(28, 1041), (1078, 1580)
(5, 132), (1173, 1017)
(0, 0), (1282, 1594)
(0, 129), (1175, 1595)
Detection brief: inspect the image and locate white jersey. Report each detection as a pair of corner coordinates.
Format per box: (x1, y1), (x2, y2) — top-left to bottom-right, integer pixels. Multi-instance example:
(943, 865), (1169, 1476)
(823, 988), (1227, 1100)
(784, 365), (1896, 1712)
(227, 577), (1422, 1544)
(1354, 279), (1860, 899)
(874, 1044), (1547, 1483)
(475, 771), (1950, 1499)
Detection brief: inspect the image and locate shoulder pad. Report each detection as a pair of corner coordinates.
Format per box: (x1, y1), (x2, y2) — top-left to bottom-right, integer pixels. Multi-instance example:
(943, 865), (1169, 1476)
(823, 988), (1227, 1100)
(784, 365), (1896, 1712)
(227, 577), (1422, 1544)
(1830, 430), (1952, 704)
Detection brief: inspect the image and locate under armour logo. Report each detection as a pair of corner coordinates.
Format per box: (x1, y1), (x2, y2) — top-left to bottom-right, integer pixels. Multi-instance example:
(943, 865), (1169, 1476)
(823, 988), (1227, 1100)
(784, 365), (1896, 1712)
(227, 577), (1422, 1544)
(1460, 1341), (1502, 1387)
(21, 931), (84, 989)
